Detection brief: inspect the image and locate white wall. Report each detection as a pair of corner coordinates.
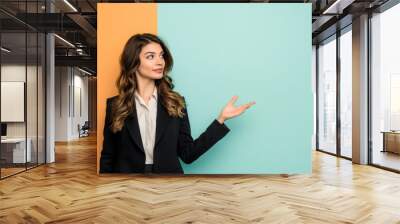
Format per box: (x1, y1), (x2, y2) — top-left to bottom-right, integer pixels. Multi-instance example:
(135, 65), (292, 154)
(72, 72), (89, 138)
(54, 67), (89, 141)
(55, 66), (69, 141)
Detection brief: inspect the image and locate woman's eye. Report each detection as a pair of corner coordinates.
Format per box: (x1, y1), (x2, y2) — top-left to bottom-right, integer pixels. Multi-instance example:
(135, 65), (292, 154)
(147, 55), (154, 59)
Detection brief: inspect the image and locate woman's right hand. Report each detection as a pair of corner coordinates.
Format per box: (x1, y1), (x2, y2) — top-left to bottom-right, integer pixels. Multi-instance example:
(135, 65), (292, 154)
(217, 96), (256, 124)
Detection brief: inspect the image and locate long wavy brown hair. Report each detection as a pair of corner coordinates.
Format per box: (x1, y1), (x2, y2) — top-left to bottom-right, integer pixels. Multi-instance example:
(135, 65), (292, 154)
(110, 33), (186, 133)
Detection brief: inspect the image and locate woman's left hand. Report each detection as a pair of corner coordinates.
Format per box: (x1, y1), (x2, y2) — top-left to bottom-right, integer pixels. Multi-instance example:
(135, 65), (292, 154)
(217, 96), (256, 124)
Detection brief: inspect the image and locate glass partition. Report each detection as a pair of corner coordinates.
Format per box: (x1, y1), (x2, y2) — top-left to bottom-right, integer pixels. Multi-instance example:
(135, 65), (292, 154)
(0, 1), (46, 179)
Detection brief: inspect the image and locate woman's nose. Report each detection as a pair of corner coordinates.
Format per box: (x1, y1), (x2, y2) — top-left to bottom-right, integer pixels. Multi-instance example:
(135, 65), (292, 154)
(156, 57), (164, 66)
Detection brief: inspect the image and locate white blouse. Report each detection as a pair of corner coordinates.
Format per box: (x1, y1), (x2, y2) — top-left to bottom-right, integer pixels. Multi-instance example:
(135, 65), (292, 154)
(134, 87), (158, 165)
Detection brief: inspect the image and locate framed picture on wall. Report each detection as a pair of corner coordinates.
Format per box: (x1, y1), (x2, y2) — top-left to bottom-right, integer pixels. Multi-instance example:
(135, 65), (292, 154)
(1, 81), (25, 122)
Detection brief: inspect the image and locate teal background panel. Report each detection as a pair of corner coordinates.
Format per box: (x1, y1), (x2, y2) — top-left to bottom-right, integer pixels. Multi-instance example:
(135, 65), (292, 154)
(158, 3), (312, 174)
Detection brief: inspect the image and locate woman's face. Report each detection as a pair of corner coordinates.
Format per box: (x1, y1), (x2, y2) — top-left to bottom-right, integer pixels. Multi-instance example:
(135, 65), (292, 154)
(136, 42), (165, 80)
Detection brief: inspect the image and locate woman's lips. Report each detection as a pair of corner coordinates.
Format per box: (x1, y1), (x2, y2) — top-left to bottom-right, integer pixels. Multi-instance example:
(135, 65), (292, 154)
(153, 69), (163, 73)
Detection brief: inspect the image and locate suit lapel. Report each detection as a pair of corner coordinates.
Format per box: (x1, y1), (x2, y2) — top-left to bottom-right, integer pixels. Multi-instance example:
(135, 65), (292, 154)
(125, 93), (172, 153)
(125, 111), (145, 153)
(155, 94), (171, 147)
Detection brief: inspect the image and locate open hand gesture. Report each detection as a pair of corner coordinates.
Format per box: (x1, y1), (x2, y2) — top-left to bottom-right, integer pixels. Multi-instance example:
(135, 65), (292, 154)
(217, 96), (256, 124)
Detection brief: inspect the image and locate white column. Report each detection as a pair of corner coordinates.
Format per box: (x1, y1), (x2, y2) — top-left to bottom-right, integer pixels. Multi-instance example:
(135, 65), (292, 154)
(45, 1), (56, 163)
(46, 32), (55, 163)
(352, 14), (369, 164)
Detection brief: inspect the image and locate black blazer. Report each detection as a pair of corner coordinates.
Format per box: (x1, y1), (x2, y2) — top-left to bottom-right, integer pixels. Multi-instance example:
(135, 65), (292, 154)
(99, 95), (230, 174)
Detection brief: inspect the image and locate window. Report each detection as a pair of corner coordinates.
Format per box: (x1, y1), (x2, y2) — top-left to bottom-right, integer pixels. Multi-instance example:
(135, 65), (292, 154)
(339, 28), (352, 158)
(317, 36), (337, 154)
(371, 3), (400, 171)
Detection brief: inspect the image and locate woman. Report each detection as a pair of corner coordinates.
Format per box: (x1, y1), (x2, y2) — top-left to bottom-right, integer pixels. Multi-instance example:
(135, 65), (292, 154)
(100, 33), (255, 174)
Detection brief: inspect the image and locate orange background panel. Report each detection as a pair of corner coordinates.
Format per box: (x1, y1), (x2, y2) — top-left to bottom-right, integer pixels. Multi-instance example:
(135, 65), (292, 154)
(97, 3), (157, 174)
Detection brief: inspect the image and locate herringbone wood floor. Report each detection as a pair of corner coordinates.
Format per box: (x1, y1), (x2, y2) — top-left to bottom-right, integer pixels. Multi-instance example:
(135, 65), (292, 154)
(1, 134), (400, 224)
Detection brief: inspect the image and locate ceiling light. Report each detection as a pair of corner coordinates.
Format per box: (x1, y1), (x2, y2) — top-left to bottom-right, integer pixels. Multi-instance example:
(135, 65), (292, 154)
(1, 47), (11, 53)
(63, 0), (78, 12)
(77, 67), (93, 76)
(322, 0), (354, 15)
(54, 34), (75, 48)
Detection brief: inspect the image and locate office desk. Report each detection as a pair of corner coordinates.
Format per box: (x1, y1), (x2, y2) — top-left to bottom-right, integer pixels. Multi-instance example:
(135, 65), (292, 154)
(381, 131), (400, 154)
(1, 138), (32, 163)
